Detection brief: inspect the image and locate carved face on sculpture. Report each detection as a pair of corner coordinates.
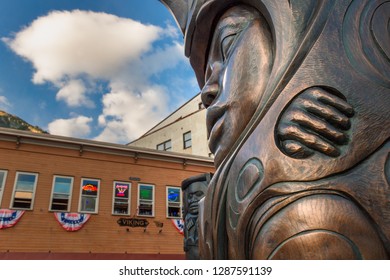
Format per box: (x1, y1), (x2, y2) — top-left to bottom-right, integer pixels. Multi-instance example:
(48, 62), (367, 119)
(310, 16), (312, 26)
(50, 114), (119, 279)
(186, 182), (207, 215)
(201, 5), (273, 167)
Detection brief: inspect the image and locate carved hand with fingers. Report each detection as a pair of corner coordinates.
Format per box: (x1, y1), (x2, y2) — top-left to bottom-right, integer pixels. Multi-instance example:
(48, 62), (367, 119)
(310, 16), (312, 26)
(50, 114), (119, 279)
(276, 87), (355, 158)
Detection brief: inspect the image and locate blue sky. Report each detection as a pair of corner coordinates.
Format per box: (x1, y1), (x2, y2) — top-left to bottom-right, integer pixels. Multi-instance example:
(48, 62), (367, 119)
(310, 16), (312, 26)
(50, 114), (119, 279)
(0, 0), (199, 143)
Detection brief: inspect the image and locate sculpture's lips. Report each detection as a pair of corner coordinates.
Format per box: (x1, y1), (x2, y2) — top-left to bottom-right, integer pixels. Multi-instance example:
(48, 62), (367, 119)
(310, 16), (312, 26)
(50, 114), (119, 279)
(206, 105), (226, 153)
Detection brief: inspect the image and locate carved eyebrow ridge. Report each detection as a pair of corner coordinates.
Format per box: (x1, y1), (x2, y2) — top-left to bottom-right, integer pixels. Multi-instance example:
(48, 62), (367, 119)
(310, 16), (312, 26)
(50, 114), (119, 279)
(204, 6), (260, 80)
(215, 16), (252, 47)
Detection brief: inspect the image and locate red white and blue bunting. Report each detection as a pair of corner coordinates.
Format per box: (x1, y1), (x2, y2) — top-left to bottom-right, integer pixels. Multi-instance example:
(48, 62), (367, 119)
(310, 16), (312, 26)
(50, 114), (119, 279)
(54, 212), (90, 232)
(171, 218), (184, 235)
(0, 209), (25, 229)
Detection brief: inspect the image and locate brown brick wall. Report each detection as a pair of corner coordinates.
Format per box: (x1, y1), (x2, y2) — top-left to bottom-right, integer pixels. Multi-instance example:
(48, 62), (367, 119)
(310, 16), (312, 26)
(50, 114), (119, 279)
(0, 138), (214, 257)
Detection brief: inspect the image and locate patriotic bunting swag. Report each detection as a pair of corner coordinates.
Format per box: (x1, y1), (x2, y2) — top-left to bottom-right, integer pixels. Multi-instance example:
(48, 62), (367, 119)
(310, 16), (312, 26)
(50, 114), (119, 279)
(171, 218), (184, 235)
(0, 209), (25, 229)
(54, 212), (90, 231)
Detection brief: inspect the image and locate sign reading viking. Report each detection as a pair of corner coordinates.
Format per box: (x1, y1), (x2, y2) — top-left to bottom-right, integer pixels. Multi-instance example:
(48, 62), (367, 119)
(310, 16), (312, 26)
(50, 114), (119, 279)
(117, 218), (149, 228)
(161, 0), (390, 259)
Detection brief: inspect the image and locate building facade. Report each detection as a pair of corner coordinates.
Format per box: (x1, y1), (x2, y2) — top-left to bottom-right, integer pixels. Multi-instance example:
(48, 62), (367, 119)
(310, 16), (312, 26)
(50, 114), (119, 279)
(130, 94), (212, 158)
(0, 128), (214, 259)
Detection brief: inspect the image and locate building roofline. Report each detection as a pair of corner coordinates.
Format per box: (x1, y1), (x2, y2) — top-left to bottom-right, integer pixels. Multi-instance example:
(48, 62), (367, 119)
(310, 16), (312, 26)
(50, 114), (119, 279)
(129, 108), (204, 144)
(129, 93), (201, 144)
(0, 127), (214, 166)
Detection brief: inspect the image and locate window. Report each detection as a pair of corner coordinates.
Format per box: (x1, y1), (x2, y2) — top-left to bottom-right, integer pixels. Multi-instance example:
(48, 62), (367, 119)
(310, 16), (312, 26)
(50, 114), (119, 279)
(137, 184), (154, 217)
(166, 186), (182, 218)
(78, 178), (100, 213)
(0, 170), (8, 207)
(10, 172), (38, 210)
(49, 176), (73, 212)
(157, 139), (172, 151)
(183, 131), (192, 149)
(112, 181), (131, 215)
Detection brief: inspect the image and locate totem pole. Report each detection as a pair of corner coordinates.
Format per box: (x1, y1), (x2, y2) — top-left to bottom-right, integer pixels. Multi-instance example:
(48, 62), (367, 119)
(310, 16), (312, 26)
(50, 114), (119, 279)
(181, 173), (211, 259)
(161, 0), (390, 259)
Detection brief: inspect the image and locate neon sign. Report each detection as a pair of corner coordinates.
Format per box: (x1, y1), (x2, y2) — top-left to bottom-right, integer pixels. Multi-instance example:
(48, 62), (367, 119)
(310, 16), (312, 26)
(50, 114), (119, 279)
(115, 183), (129, 198)
(168, 191), (179, 202)
(83, 184), (97, 192)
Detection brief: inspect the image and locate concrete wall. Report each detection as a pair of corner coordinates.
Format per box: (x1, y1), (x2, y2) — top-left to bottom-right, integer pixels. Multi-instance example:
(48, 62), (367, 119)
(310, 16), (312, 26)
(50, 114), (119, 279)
(147, 94), (203, 134)
(130, 109), (211, 158)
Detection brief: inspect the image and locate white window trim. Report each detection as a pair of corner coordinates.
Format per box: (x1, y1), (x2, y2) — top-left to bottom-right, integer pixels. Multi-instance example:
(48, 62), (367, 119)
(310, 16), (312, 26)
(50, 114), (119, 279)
(10, 171), (39, 210)
(112, 181), (132, 216)
(49, 175), (74, 212)
(137, 183), (155, 217)
(78, 178), (101, 214)
(166, 186), (182, 218)
(0, 170), (8, 208)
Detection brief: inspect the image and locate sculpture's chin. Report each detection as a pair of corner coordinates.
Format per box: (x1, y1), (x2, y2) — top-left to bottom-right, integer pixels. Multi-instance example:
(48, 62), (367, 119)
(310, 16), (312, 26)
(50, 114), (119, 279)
(208, 115), (224, 152)
(212, 145), (228, 168)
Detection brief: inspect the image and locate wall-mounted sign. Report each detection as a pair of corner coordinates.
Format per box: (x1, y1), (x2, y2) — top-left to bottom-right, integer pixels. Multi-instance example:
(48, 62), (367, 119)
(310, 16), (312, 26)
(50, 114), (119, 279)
(129, 177), (141, 181)
(117, 218), (149, 227)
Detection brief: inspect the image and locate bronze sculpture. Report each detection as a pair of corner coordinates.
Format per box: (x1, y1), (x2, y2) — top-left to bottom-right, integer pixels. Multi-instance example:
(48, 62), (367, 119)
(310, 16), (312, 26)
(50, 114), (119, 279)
(161, 0), (390, 259)
(181, 173), (211, 260)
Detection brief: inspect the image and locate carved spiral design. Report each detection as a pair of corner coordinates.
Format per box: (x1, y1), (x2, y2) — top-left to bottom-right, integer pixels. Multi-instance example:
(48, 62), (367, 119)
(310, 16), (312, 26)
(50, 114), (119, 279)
(342, 0), (390, 87)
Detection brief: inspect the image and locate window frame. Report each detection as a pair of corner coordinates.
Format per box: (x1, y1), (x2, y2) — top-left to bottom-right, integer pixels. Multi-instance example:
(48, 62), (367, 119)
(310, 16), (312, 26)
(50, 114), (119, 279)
(156, 139), (172, 151)
(49, 175), (74, 212)
(166, 186), (182, 218)
(78, 177), (101, 214)
(137, 183), (155, 217)
(10, 171), (39, 210)
(0, 170), (8, 207)
(183, 131), (192, 149)
(112, 181), (132, 216)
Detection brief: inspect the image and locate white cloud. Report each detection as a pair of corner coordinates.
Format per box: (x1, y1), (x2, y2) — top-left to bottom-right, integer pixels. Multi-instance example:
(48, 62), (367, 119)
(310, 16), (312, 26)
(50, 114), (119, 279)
(3, 10), (192, 143)
(3, 10), (161, 84)
(56, 79), (94, 108)
(161, 20), (180, 39)
(141, 42), (186, 76)
(95, 85), (170, 143)
(48, 115), (93, 138)
(0, 96), (11, 109)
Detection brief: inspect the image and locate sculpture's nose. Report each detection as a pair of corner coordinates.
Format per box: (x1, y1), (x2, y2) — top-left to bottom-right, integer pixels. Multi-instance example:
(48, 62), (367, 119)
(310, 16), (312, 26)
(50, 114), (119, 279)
(201, 62), (222, 108)
(201, 83), (219, 108)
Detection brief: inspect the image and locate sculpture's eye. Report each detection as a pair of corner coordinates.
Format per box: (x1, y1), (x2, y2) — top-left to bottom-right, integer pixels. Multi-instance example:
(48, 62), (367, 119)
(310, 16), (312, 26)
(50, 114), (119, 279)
(221, 33), (238, 61)
(195, 191), (204, 197)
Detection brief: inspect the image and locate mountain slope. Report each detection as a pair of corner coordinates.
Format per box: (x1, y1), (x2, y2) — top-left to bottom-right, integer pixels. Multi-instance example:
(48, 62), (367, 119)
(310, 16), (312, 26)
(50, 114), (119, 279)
(0, 110), (47, 134)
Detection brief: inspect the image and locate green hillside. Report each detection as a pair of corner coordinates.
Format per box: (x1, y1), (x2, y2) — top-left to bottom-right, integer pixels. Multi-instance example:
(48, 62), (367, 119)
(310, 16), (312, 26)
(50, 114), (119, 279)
(0, 110), (47, 134)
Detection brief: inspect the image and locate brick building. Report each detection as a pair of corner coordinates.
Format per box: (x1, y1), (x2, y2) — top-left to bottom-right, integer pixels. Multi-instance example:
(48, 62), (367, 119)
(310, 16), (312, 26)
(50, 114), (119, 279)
(0, 128), (214, 259)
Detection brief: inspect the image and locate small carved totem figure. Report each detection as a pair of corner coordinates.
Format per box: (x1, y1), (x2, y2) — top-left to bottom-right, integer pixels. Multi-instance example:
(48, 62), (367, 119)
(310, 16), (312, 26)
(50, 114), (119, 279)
(181, 173), (211, 260)
(161, 0), (390, 259)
